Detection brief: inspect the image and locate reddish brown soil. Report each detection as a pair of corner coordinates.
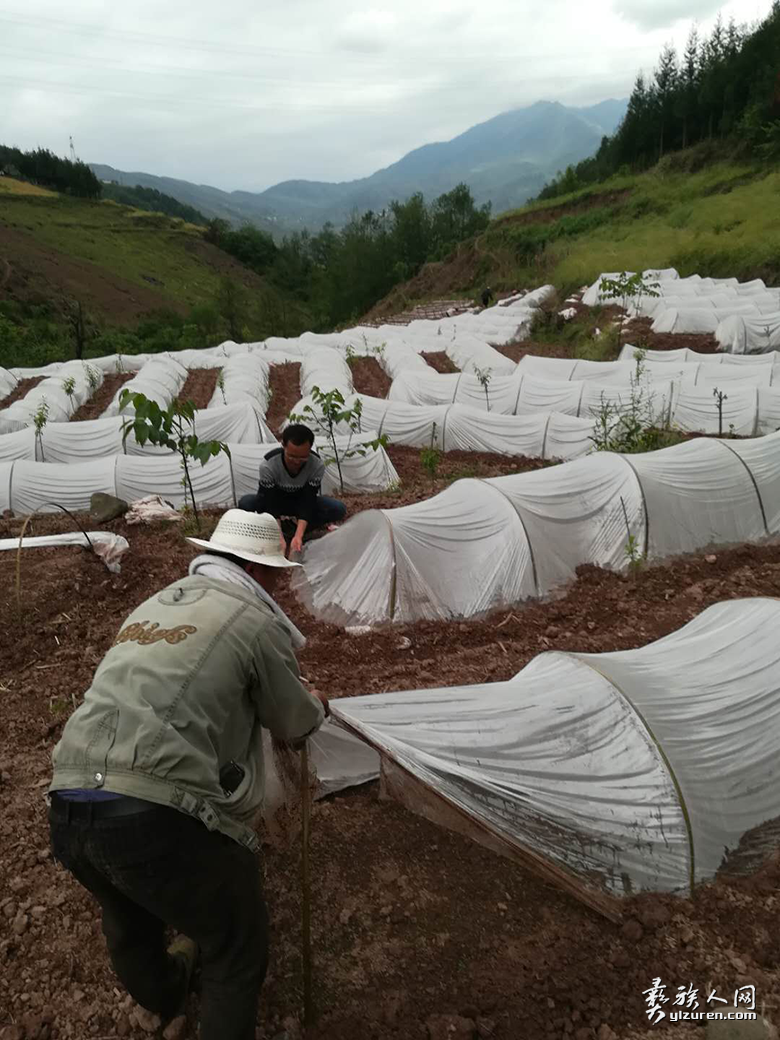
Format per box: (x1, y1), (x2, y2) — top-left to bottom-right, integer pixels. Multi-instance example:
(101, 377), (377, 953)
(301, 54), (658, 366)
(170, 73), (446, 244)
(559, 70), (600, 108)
(175, 368), (220, 410)
(347, 357), (391, 399)
(2, 498), (780, 1039)
(421, 351), (460, 373)
(627, 316), (719, 354)
(0, 375), (44, 409)
(70, 372), (135, 422)
(266, 362), (302, 434)
(360, 248), (483, 324)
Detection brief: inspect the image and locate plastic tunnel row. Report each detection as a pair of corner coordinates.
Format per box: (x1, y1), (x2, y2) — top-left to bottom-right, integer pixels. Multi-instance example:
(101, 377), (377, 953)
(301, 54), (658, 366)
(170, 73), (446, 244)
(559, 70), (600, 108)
(388, 369), (780, 436)
(293, 431), (780, 625)
(332, 598), (780, 904)
(582, 268), (780, 351)
(0, 433), (399, 515)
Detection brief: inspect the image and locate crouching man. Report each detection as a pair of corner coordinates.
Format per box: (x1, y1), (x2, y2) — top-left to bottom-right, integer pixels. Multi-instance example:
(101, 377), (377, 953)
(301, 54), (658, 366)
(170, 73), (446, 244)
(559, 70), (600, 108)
(48, 510), (329, 1040)
(239, 423), (347, 554)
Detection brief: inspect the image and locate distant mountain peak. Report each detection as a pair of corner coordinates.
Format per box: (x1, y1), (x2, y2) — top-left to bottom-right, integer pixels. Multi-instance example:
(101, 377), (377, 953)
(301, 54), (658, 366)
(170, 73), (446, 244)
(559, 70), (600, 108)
(91, 96), (626, 236)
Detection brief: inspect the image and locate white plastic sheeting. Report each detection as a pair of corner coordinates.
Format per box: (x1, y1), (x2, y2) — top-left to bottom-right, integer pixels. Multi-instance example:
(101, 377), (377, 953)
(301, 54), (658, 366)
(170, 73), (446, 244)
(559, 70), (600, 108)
(582, 269), (780, 341)
(717, 313), (780, 354)
(652, 305), (761, 335)
(0, 360), (104, 427)
(390, 366), (780, 436)
(341, 394), (596, 460)
(0, 436), (399, 515)
(332, 598), (780, 899)
(102, 356), (188, 417)
(0, 531), (130, 573)
(300, 347), (353, 399)
(582, 268), (679, 307)
(528, 351), (780, 386)
(205, 354), (271, 414)
(294, 432), (780, 625)
(0, 403), (272, 463)
(0, 367), (17, 399)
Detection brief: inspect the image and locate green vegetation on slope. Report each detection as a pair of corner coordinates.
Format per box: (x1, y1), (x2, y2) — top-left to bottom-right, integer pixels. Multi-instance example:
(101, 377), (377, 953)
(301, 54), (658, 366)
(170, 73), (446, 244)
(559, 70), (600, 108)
(0, 189), (311, 368)
(475, 151), (780, 296)
(100, 182), (208, 226)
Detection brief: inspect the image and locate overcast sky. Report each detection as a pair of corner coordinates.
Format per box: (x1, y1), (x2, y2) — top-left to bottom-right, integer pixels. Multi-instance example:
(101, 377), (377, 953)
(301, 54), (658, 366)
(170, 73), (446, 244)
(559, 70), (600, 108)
(0, 0), (773, 193)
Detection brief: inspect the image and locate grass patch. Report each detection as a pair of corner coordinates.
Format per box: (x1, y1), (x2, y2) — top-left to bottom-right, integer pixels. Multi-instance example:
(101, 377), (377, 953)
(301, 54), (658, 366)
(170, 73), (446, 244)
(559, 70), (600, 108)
(0, 192), (222, 309)
(476, 155), (780, 295)
(0, 176), (56, 198)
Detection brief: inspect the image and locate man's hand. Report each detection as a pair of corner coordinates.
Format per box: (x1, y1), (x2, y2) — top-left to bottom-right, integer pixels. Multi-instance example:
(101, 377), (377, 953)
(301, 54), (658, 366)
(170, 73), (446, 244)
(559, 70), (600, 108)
(290, 532), (304, 555)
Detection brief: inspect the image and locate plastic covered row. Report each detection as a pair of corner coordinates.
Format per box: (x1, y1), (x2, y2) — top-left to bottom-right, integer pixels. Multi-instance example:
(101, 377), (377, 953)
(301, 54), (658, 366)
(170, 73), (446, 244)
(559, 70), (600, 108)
(294, 431), (780, 625)
(0, 359), (105, 426)
(332, 598), (780, 904)
(0, 435), (399, 514)
(0, 402), (272, 463)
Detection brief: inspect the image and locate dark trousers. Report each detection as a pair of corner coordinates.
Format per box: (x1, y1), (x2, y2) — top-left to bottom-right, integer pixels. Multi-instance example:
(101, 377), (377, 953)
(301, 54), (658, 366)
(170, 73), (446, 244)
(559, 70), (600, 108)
(49, 799), (268, 1040)
(238, 491), (347, 528)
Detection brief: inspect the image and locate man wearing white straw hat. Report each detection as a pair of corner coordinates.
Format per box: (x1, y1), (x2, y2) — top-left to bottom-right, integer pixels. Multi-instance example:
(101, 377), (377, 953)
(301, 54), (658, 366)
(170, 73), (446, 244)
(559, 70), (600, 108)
(48, 509), (328, 1040)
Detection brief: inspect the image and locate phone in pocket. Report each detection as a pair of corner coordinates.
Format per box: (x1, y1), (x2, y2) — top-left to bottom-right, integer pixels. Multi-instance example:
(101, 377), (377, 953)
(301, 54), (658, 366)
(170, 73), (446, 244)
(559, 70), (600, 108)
(218, 760), (245, 797)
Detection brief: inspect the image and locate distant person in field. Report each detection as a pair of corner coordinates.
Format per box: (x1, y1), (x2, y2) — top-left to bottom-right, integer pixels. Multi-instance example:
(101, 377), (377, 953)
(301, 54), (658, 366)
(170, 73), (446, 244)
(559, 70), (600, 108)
(481, 286), (494, 309)
(239, 423), (347, 555)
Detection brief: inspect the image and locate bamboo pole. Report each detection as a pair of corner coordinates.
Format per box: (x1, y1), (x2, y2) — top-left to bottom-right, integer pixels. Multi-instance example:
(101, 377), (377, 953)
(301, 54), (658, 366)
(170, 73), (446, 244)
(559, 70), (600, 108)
(300, 742), (314, 1029)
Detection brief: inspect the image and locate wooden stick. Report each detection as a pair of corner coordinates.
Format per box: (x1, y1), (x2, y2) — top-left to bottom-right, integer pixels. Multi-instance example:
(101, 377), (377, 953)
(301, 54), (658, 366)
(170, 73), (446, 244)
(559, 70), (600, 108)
(300, 741), (314, 1029)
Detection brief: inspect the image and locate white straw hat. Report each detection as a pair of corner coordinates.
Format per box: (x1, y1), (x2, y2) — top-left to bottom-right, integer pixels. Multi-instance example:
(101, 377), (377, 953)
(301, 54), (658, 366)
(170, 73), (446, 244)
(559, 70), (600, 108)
(187, 510), (300, 569)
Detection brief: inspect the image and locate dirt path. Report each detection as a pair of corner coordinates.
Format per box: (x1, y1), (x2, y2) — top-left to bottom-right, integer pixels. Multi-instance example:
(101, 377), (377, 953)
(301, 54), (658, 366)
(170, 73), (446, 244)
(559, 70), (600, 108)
(0, 375), (44, 409)
(175, 367), (221, 410)
(70, 372), (135, 422)
(265, 362), (301, 434)
(421, 350), (460, 373)
(348, 356), (391, 398)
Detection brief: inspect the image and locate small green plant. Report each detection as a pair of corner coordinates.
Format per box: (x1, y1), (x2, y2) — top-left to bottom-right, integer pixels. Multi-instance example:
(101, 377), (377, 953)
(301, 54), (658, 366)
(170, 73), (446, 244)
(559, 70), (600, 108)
(419, 422), (442, 486)
(119, 390), (232, 531)
(49, 695), (69, 719)
(713, 387), (728, 437)
(345, 344), (358, 368)
(620, 496), (645, 578)
(371, 342), (387, 363)
(114, 353), (125, 374)
(62, 375), (77, 415)
(473, 365), (493, 411)
(32, 397), (49, 461)
(598, 271), (661, 348)
(590, 353), (680, 455)
(82, 362), (100, 396)
(290, 386), (387, 494)
(217, 370), (227, 406)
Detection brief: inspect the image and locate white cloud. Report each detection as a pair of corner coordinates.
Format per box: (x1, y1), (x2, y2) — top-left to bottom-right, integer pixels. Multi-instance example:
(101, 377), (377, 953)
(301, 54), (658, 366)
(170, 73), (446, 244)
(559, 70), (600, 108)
(334, 9), (398, 51)
(614, 0), (724, 30)
(0, 0), (773, 191)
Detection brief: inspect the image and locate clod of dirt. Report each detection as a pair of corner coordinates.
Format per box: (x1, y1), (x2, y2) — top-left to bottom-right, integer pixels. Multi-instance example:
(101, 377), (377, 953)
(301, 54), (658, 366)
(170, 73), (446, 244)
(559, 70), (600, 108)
(427, 1014), (477, 1040)
(706, 1011), (778, 1039)
(621, 918), (644, 943)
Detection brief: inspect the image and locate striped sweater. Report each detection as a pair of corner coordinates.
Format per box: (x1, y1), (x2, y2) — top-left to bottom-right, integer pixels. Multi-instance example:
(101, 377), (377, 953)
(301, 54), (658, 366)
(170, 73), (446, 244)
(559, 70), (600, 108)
(256, 447), (325, 524)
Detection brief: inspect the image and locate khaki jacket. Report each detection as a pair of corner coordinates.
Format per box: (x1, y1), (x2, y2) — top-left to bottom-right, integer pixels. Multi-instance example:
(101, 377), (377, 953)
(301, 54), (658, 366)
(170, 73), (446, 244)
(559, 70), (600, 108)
(50, 575), (324, 852)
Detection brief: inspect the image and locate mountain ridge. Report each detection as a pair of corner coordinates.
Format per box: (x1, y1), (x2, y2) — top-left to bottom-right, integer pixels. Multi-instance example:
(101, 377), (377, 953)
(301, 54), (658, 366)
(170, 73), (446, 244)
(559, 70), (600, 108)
(91, 97), (626, 236)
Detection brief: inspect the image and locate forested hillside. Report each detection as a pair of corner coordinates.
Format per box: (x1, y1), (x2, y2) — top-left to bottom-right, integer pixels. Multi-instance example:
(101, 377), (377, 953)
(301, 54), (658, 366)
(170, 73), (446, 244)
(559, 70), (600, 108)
(539, 1), (780, 199)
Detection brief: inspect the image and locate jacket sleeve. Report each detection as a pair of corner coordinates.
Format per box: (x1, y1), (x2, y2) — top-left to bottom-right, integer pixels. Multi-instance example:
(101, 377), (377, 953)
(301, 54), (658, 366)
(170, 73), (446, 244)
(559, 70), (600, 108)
(249, 617), (324, 740)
